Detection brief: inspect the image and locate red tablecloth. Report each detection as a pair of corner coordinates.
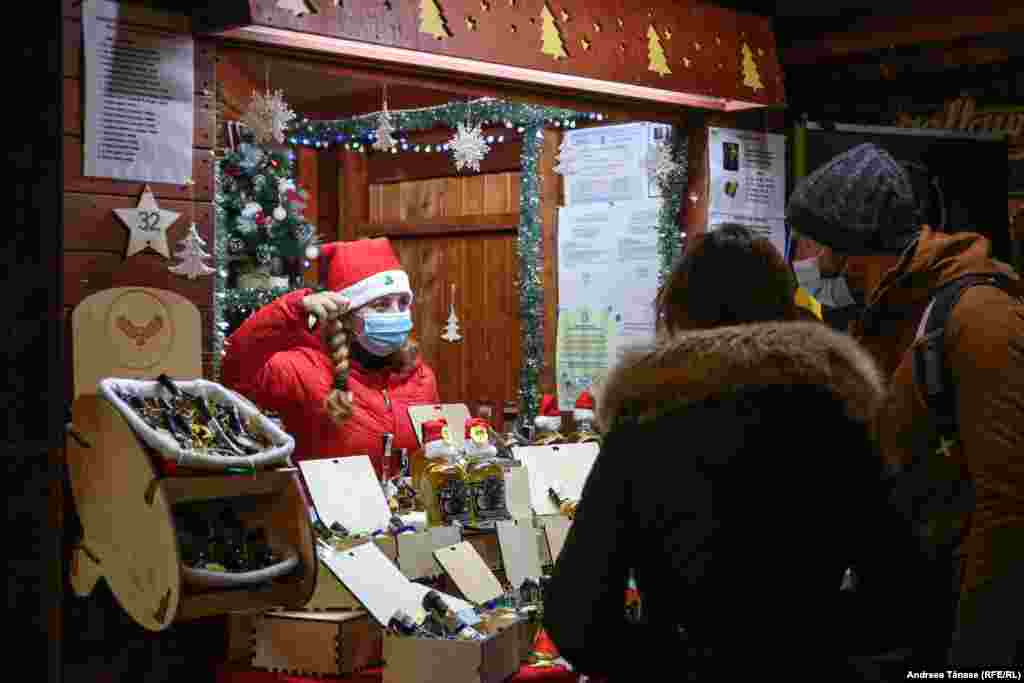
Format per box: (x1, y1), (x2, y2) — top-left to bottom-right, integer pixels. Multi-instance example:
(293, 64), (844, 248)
(216, 664), (580, 683)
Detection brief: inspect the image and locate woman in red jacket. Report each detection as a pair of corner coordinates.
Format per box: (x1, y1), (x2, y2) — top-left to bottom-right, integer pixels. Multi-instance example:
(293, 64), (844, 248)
(221, 238), (439, 480)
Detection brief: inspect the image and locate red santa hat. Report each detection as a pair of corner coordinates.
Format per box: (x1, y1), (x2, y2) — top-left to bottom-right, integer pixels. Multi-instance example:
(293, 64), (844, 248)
(317, 238), (413, 310)
(422, 418), (458, 460)
(533, 394), (562, 433)
(573, 390), (595, 424)
(464, 417), (497, 458)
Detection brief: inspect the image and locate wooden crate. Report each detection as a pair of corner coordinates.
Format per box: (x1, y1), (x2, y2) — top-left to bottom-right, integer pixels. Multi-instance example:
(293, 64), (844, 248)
(250, 610), (382, 677)
(382, 622), (520, 683)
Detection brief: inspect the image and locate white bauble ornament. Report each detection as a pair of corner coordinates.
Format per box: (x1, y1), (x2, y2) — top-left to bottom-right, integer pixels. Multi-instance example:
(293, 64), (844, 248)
(273, 206), (287, 222)
(305, 245), (320, 260)
(242, 202), (262, 218)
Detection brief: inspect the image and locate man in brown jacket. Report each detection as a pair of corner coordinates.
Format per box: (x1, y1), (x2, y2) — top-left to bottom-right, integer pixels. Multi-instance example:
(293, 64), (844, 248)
(788, 143), (1024, 667)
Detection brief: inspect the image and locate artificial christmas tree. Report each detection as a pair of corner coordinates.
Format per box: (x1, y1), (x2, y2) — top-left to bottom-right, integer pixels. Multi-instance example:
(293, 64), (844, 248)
(540, 2), (567, 60)
(647, 25), (672, 76)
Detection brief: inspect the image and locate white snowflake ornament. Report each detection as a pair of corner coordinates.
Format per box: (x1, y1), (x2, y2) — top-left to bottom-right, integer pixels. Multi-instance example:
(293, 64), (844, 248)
(372, 111), (397, 152)
(449, 121), (491, 173)
(169, 224), (216, 280)
(241, 89), (297, 145)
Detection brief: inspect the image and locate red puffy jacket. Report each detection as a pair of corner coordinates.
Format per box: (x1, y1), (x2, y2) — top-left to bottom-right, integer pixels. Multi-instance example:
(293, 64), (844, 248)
(221, 289), (440, 479)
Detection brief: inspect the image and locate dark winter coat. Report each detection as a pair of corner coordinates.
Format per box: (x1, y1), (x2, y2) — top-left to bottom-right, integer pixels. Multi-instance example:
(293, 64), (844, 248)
(543, 322), (939, 679)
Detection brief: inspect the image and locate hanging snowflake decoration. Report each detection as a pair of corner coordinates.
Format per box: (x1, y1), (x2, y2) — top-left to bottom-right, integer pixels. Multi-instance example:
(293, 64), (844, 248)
(553, 137), (580, 176)
(449, 121), (491, 173)
(372, 110), (397, 152)
(240, 89), (297, 145)
(647, 139), (681, 187)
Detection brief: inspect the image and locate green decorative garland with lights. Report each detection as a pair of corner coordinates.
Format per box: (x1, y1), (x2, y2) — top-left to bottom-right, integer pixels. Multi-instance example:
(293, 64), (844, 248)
(655, 128), (689, 284)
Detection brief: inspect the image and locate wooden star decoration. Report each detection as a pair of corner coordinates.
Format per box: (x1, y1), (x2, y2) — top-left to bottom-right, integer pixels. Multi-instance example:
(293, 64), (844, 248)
(114, 185), (181, 258)
(580, 37), (591, 50)
(466, 15), (477, 30)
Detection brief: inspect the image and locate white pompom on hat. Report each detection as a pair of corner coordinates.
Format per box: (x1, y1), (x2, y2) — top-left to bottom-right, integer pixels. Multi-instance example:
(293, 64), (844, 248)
(534, 394), (562, 433)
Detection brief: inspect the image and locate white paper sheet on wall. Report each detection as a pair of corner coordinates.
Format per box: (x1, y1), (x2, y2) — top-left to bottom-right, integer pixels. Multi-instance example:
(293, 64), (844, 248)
(515, 443), (600, 516)
(300, 456), (392, 536)
(318, 541), (472, 626)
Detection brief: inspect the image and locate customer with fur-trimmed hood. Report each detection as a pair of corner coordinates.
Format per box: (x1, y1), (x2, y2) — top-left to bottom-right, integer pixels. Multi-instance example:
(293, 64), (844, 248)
(787, 142), (1024, 667)
(543, 224), (932, 680)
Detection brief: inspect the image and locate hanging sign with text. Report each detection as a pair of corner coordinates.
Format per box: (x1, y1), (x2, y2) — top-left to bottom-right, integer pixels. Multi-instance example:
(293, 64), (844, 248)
(82, 0), (194, 184)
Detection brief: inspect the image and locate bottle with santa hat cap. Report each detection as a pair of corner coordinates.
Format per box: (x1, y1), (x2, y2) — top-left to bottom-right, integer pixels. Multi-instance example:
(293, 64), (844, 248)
(419, 418), (470, 527)
(569, 389), (601, 444)
(532, 394), (567, 446)
(463, 417), (510, 528)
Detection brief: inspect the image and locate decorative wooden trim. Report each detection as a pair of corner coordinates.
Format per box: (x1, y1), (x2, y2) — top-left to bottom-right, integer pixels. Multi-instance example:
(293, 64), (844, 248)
(355, 213), (519, 238)
(214, 26), (765, 112)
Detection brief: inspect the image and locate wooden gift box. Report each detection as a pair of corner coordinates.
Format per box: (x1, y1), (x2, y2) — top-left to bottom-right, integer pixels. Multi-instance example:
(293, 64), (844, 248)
(66, 288), (316, 630)
(249, 610), (382, 677)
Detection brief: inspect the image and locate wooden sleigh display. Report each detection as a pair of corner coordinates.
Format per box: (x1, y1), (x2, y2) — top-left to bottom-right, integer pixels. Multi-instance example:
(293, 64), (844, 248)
(66, 287), (316, 631)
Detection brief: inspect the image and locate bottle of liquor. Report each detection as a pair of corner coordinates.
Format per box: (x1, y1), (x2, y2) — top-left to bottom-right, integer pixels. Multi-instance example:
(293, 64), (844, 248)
(569, 389), (601, 444)
(532, 394), (567, 446)
(463, 417), (510, 527)
(420, 420), (469, 527)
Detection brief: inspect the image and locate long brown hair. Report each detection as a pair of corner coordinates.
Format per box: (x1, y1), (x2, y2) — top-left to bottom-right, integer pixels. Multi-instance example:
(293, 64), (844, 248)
(323, 313), (420, 425)
(656, 223), (798, 334)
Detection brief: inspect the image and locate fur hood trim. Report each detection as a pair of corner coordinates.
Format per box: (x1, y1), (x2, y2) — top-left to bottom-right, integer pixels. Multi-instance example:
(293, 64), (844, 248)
(596, 322), (885, 430)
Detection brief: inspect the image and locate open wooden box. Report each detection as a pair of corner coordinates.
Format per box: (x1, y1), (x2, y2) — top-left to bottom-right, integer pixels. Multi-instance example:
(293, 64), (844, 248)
(66, 288), (316, 630)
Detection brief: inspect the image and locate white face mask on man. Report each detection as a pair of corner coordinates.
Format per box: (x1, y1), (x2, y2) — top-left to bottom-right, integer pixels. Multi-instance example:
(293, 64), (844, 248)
(793, 257), (858, 309)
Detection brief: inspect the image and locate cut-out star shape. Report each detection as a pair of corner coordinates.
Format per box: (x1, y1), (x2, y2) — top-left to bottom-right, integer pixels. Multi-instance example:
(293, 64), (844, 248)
(664, 27), (672, 39)
(593, 21), (601, 32)
(580, 37), (591, 50)
(466, 16), (477, 30)
(694, 41), (702, 50)
(114, 185), (181, 258)
(682, 56), (692, 67)
(481, 0), (490, 9)
(560, 9), (570, 21)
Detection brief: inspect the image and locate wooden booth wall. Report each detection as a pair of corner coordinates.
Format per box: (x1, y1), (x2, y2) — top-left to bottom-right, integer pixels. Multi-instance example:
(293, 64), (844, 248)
(63, 0), (218, 393)
(61, 1), (225, 680)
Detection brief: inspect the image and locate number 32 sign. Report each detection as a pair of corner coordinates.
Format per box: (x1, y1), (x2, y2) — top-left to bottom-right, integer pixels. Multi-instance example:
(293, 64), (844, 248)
(113, 185), (181, 258)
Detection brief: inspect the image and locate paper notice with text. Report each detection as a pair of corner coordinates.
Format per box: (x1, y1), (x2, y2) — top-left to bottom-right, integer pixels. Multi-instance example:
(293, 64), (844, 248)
(707, 127), (787, 257)
(82, 0), (194, 184)
(556, 199), (661, 410)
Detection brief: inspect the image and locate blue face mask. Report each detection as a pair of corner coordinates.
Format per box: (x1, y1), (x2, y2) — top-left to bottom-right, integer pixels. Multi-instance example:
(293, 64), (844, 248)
(358, 311), (413, 356)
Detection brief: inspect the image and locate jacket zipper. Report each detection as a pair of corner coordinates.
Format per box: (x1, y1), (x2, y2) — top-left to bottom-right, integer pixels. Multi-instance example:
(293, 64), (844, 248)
(382, 388), (391, 410)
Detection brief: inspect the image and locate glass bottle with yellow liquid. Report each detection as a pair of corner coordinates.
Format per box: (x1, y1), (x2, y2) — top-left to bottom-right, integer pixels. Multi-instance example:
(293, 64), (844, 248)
(463, 417), (510, 527)
(532, 394), (567, 446)
(419, 419), (470, 526)
(568, 389), (601, 444)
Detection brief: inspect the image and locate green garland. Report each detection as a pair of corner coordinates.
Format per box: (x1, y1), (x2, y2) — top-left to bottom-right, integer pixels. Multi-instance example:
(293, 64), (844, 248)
(656, 128), (689, 285)
(517, 126), (545, 428)
(286, 97), (602, 150)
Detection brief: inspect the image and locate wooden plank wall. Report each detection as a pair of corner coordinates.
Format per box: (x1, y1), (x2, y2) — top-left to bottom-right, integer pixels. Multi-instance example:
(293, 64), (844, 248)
(63, 0), (217, 396)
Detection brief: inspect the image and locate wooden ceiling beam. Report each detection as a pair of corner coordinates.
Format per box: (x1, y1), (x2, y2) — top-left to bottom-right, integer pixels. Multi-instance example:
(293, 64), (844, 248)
(781, 0), (1024, 65)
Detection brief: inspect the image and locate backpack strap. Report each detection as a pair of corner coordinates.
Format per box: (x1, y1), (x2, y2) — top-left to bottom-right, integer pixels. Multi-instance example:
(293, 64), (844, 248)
(912, 273), (1016, 439)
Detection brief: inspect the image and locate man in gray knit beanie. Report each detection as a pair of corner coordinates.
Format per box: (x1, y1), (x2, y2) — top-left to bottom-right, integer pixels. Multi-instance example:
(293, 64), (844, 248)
(790, 142), (1024, 669)
(786, 143), (924, 255)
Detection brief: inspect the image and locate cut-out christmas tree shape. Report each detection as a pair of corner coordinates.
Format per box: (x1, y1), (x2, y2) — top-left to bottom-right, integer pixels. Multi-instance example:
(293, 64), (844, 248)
(277, 0), (319, 17)
(540, 2), (568, 60)
(420, 0), (450, 39)
(741, 43), (764, 90)
(647, 26), (672, 76)
(169, 224), (215, 280)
